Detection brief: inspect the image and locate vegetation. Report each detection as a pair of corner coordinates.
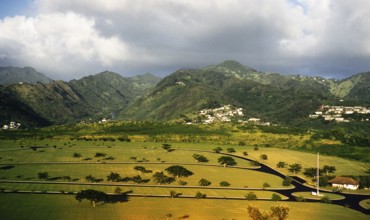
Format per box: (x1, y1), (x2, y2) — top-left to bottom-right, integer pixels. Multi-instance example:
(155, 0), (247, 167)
(192, 154), (209, 162)
(247, 204), (290, 220)
(218, 156), (237, 166)
(165, 165), (193, 178)
(198, 178), (211, 186)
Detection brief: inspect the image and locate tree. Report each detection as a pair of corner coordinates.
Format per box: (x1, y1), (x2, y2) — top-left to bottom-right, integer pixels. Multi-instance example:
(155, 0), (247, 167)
(165, 165), (193, 178)
(152, 172), (175, 184)
(198, 178), (211, 186)
(213, 147), (223, 153)
(38, 172), (49, 180)
(245, 192), (257, 200)
(260, 154), (268, 160)
(270, 204), (290, 220)
(114, 187), (122, 194)
(75, 189), (107, 207)
(192, 154), (209, 162)
(288, 163), (302, 174)
(263, 182), (271, 188)
(247, 205), (269, 220)
(239, 141), (246, 146)
(195, 191), (206, 199)
(303, 167), (317, 178)
(243, 151), (248, 156)
(322, 165), (336, 175)
(95, 152), (106, 157)
(73, 153), (81, 158)
(247, 205), (290, 220)
(271, 193), (282, 201)
(276, 161), (286, 168)
(170, 190), (180, 198)
(227, 147), (236, 153)
(219, 181), (230, 187)
(134, 166), (151, 173)
(162, 143), (172, 151)
(282, 177), (292, 186)
(107, 171), (121, 182)
(218, 156), (237, 166)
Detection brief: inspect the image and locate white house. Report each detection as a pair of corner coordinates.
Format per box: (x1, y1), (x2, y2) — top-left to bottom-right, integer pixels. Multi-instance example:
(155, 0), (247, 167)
(328, 177), (359, 190)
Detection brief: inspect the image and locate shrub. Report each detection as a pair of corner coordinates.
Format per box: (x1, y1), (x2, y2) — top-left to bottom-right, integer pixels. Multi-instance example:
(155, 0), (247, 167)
(272, 193), (282, 201)
(219, 181), (231, 187)
(282, 177), (293, 186)
(198, 178), (211, 186)
(245, 192), (257, 200)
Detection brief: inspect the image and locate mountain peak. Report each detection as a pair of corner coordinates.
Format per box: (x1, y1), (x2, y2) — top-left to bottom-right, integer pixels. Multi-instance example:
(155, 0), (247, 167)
(0, 66), (52, 85)
(204, 60), (257, 73)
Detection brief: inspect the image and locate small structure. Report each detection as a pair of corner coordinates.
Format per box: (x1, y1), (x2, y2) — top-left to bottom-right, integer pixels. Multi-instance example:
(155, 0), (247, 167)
(328, 177), (359, 190)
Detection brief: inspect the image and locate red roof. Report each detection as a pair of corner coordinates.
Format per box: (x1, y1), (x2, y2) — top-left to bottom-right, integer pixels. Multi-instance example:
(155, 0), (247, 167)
(328, 176), (359, 185)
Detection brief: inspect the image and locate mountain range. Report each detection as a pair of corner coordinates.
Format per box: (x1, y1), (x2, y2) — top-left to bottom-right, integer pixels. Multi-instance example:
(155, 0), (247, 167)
(0, 60), (369, 127)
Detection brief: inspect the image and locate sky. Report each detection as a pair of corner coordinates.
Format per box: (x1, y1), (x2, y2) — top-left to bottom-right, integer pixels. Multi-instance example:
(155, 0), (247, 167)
(1, 0), (370, 80)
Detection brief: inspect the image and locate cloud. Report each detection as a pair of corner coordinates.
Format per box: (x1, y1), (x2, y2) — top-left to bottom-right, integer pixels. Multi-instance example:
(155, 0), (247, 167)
(1, 0), (370, 79)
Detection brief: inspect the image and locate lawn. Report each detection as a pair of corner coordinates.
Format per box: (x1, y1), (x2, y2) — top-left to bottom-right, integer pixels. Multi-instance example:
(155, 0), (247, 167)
(292, 192), (345, 201)
(0, 194), (368, 220)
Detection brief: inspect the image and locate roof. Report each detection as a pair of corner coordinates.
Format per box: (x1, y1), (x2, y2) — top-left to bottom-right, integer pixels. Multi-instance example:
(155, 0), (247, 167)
(328, 176), (359, 185)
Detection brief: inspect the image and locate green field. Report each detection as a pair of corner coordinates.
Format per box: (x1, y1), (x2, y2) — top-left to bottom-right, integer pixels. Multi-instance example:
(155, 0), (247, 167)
(0, 194), (368, 220)
(1, 139), (369, 219)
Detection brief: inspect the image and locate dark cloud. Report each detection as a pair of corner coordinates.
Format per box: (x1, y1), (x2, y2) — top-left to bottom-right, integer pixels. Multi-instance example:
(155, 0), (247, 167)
(0, 0), (369, 80)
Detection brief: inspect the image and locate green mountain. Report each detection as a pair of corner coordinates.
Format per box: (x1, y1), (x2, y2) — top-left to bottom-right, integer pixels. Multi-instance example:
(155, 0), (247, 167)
(0, 71), (161, 127)
(0, 61), (369, 127)
(120, 61), (369, 124)
(0, 67), (52, 85)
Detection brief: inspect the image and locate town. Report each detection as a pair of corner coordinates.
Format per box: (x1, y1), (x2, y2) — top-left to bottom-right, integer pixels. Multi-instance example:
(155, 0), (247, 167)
(309, 105), (370, 122)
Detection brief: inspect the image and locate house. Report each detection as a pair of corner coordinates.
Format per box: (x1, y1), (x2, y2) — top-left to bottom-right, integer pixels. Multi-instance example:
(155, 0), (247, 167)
(328, 177), (359, 190)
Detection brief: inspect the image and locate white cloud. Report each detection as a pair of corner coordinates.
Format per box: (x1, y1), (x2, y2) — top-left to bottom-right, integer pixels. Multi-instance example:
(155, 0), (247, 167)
(1, 0), (370, 79)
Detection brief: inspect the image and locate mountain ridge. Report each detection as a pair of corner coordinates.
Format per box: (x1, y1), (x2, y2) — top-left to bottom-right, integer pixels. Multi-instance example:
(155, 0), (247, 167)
(0, 61), (369, 127)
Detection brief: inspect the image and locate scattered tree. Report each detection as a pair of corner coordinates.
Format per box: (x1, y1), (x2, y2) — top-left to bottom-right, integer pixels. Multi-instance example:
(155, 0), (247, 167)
(245, 192), (257, 200)
(38, 172), (49, 180)
(239, 141), (246, 146)
(114, 187), (122, 194)
(254, 146), (259, 151)
(276, 161), (286, 168)
(270, 204), (290, 220)
(162, 143), (172, 151)
(263, 182), (271, 188)
(260, 154), (268, 160)
(227, 147), (236, 153)
(322, 165), (336, 175)
(165, 165), (193, 178)
(219, 181), (231, 187)
(75, 189), (107, 207)
(198, 178), (211, 186)
(218, 156), (237, 166)
(95, 152), (107, 157)
(192, 154), (209, 162)
(152, 172), (175, 184)
(73, 153), (81, 158)
(288, 163), (302, 174)
(169, 190), (181, 198)
(272, 193), (282, 201)
(303, 167), (317, 178)
(195, 191), (206, 199)
(243, 151), (248, 156)
(247, 205), (270, 220)
(107, 172), (121, 182)
(282, 177), (292, 186)
(178, 180), (187, 185)
(213, 147), (223, 153)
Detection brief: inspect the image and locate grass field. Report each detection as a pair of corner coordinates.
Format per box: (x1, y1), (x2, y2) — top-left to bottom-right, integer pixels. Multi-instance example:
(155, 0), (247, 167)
(0, 139), (369, 219)
(0, 194), (368, 220)
(292, 192), (345, 201)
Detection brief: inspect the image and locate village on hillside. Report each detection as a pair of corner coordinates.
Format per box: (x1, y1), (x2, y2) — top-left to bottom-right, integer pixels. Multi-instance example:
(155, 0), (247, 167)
(309, 105), (370, 122)
(189, 104), (271, 125)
